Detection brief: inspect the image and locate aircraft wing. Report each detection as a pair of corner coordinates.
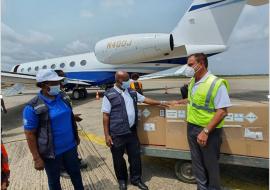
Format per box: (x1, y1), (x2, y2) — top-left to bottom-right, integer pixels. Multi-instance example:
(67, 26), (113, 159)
(1, 71), (94, 96)
(1, 71), (36, 85)
(1, 71), (93, 85)
(139, 65), (187, 80)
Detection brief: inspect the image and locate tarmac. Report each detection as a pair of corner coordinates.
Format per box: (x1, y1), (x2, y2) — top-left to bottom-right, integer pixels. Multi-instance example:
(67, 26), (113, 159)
(1, 76), (269, 190)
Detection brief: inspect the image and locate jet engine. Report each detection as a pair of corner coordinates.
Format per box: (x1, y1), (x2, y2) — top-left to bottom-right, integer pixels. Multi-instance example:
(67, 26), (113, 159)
(94, 33), (174, 64)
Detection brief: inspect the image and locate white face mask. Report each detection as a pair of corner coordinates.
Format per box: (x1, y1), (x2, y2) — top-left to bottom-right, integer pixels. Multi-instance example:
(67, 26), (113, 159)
(184, 66), (195, 77)
(184, 64), (201, 78)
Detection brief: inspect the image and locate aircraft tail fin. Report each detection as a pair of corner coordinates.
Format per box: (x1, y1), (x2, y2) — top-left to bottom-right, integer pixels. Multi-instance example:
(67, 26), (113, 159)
(172, 0), (267, 47)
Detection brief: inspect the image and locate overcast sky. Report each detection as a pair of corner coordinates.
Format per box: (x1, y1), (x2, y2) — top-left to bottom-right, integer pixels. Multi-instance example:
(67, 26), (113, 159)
(1, 0), (269, 75)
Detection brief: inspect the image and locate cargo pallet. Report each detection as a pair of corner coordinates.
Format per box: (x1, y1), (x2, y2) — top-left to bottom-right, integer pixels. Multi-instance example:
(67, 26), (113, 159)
(140, 145), (269, 183)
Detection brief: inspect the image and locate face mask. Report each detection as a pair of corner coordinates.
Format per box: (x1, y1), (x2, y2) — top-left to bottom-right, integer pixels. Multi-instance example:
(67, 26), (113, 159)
(121, 80), (131, 90)
(184, 66), (195, 77)
(47, 85), (61, 95)
(184, 64), (201, 77)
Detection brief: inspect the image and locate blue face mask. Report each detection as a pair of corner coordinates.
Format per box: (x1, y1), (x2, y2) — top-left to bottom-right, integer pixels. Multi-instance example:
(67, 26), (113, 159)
(48, 85), (61, 95)
(121, 80), (131, 90)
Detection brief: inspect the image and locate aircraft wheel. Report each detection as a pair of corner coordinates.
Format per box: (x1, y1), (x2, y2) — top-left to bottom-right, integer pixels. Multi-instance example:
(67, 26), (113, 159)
(72, 89), (80, 100)
(79, 89), (87, 98)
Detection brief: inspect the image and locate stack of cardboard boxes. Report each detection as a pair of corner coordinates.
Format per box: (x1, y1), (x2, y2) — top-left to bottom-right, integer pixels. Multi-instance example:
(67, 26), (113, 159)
(137, 101), (269, 158)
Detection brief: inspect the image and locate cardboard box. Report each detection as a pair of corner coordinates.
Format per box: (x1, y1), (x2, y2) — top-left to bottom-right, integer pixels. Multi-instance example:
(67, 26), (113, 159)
(221, 126), (269, 158)
(165, 120), (189, 150)
(224, 101), (269, 127)
(137, 102), (269, 158)
(164, 102), (269, 158)
(165, 105), (189, 150)
(137, 104), (166, 146)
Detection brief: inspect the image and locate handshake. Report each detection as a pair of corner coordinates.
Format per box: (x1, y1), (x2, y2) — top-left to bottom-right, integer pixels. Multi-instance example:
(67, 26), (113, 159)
(159, 99), (188, 108)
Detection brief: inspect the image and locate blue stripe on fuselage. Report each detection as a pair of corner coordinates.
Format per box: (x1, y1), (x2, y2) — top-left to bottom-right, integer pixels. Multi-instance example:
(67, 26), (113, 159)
(65, 53), (219, 86)
(65, 71), (115, 86)
(189, 0), (226, 12)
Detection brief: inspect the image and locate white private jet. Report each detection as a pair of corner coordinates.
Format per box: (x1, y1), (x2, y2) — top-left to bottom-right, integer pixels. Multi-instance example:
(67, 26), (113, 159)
(2, 0), (268, 99)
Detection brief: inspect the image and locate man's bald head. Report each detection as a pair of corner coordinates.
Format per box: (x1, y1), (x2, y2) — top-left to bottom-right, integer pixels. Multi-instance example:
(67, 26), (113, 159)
(115, 71), (129, 84)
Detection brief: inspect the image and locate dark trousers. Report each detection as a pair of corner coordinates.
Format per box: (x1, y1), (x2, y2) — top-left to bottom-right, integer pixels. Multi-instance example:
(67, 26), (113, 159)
(110, 132), (142, 184)
(44, 147), (84, 190)
(187, 123), (222, 190)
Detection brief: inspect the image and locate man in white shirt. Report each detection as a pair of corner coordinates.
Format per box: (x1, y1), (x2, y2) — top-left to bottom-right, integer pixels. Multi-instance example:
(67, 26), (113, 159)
(174, 53), (231, 190)
(102, 71), (169, 190)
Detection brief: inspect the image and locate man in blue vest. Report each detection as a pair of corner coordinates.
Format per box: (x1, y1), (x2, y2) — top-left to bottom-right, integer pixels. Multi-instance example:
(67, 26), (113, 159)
(174, 53), (231, 190)
(102, 71), (169, 190)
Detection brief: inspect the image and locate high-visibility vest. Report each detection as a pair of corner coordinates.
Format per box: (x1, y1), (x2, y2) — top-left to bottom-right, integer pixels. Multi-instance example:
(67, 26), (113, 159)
(187, 74), (229, 128)
(130, 81), (143, 94)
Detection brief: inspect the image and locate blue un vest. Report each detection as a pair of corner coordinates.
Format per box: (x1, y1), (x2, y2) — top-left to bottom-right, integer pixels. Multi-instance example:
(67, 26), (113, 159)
(27, 92), (79, 159)
(104, 88), (138, 137)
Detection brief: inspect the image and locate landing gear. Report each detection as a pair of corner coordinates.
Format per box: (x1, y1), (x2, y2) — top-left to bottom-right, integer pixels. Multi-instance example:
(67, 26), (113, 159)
(72, 88), (87, 100)
(72, 89), (80, 100)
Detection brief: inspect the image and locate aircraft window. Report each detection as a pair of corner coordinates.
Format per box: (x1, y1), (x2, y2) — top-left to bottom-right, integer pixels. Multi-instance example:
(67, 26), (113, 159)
(42, 65), (47, 69)
(70, 61), (75, 67)
(51, 64), (56, 69)
(35, 66), (39, 71)
(21, 68), (24, 72)
(27, 67), (31, 72)
(60, 63), (65, 68)
(80, 60), (87, 66)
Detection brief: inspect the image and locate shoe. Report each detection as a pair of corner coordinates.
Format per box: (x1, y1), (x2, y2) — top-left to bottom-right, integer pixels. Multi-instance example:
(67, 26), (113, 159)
(119, 182), (127, 190)
(79, 159), (88, 169)
(131, 181), (148, 190)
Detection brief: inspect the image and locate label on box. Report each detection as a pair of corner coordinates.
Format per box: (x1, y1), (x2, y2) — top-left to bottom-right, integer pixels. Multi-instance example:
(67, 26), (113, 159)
(225, 113), (234, 122)
(166, 110), (178, 119)
(244, 128), (263, 141)
(142, 109), (151, 118)
(178, 110), (186, 119)
(234, 113), (244, 122)
(143, 123), (156, 131)
(160, 110), (165, 117)
(223, 125), (242, 128)
(245, 112), (257, 123)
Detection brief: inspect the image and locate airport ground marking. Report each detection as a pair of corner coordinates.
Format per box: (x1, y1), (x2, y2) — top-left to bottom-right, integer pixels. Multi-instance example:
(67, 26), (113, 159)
(79, 131), (106, 146)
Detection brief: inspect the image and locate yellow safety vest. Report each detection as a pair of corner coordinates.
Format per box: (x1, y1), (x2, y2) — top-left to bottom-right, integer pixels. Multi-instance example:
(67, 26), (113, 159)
(187, 74), (229, 128)
(130, 81), (143, 90)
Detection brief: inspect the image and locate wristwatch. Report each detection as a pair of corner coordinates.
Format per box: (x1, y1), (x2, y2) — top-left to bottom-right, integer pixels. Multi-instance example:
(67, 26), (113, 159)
(203, 128), (209, 135)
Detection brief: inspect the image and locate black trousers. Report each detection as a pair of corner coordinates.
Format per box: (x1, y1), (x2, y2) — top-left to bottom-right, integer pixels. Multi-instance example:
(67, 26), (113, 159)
(110, 132), (142, 184)
(187, 123), (222, 190)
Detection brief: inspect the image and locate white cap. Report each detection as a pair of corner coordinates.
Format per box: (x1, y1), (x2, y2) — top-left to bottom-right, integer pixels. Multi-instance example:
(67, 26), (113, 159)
(36, 69), (64, 83)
